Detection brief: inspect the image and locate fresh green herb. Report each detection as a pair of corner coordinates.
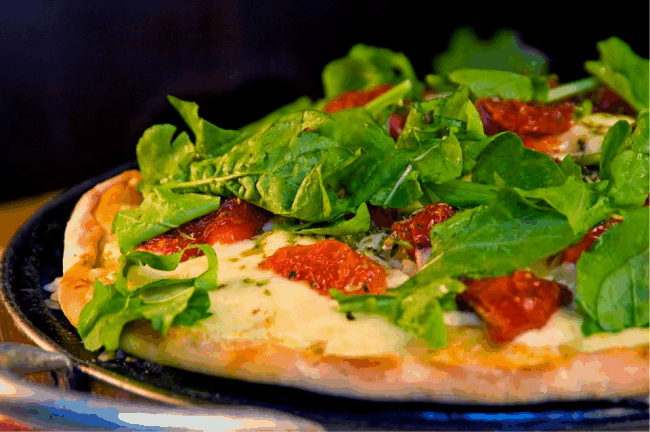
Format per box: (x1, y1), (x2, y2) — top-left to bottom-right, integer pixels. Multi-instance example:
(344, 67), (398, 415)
(576, 206), (649, 335)
(331, 277), (466, 348)
(77, 244), (219, 351)
(446, 69), (550, 102)
(584, 37), (649, 112)
(321, 44), (420, 98)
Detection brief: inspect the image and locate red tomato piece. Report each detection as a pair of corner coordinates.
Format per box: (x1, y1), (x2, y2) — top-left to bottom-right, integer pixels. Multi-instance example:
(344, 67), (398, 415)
(137, 198), (269, 261)
(391, 203), (457, 259)
(561, 219), (622, 264)
(322, 84), (393, 113)
(460, 271), (567, 344)
(475, 97), (575, 153)
(258, 239), (387, 297)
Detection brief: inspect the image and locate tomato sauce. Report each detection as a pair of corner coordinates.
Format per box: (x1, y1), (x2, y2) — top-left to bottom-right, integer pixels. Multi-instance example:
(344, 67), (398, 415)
(391, 203), (457, 259)
(258, 239), (387, 297)
(561, 218), (622, 264)
(136, 198), (269, 261)
(475, 97), (575, 153)
(460, 271), (568, 344)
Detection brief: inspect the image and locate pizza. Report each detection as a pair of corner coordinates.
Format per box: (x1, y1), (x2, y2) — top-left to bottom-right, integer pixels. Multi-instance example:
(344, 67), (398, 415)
(53, 34), (649, 404)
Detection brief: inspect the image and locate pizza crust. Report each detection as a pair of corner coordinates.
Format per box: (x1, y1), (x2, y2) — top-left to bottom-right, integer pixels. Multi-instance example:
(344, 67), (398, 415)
(59, 171), (650, 404)
(59, 170), (142, 326)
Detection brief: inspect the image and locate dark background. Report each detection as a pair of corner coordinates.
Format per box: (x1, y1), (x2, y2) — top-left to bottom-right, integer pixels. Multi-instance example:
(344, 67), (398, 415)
(2, 1), (648, 203)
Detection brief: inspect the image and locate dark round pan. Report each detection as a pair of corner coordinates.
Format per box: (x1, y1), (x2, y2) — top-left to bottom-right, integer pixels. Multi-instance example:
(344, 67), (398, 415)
(1, 162), (648, 431)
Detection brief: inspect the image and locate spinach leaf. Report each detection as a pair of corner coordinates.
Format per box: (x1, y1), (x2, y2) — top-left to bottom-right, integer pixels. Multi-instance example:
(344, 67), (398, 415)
(433, 28), (548, 76)
(576, 206), (649, 335)
(238, 96), (314, 135)
(321, 44), (420, 98)
(165, 109), (408, 222)
(599, 120), (633, 180)
(397, 86), (485, 174)
(363, 79), (414, 125)
(282, 203), (370, 237)
(113, 187), (221, 253)
(136, 124), (196, 185)
(331, 276), (466, 348)
(403, 189), (576, 283)
(584, 37), (649, 112)
(605, 111), (650, 207)
(447, 69), (549, 102)
(77, 245), (219, 351)
(370, 166), (423, 209)
(167, 96), (241, 156)
(423, 180), (498, 208)
(472, 132), (565, 190)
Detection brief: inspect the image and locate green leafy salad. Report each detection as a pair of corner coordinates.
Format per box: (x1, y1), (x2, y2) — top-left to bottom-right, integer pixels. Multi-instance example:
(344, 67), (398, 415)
(78, 30), (649, 353)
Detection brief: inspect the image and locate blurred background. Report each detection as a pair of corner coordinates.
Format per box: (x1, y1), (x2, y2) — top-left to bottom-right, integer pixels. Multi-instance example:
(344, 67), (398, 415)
(2, 0), (648, 203)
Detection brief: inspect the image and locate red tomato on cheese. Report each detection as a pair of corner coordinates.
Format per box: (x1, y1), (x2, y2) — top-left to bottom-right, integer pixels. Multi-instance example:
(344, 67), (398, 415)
(460, 271), (569, 344)
(258, 239), (387, 297)
(137, 198), (269, 261)
(391, 203), (457, 259)
(475, 97), (575, 153)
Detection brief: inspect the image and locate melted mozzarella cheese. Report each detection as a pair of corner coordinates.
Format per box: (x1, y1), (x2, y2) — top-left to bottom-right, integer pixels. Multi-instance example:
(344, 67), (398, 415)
(132, 231), (411, 356)
(551, 113), (635, 159)
(513, 309), (649, 352)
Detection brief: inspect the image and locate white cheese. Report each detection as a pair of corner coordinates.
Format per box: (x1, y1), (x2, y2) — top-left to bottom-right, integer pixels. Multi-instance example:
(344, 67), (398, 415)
(131, 230), (411, 356)
(551, 113), (635, 159)
(512, 309), (649, 352)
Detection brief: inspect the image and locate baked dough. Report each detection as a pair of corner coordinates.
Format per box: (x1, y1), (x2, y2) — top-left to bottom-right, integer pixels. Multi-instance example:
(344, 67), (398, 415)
(58, 171), (649, 403)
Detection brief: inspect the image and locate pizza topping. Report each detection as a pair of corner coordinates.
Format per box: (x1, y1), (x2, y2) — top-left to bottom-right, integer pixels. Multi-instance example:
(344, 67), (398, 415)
(136, 198), (269, 262)
(322, 84), (393, 113)
(475, 97), (575, 153)
(460, 271), (569, 344)
(258, 239), (387, 297)
(561, 218), (622, 264)
(390, 203), (457, 259)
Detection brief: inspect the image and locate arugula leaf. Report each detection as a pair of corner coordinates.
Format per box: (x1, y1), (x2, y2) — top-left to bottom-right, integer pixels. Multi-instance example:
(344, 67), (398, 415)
(605, 111), (649, 207)
(136, 125), (196, 185)
(472, 132), (565, 190)
(447, 69), (549, 102)
(164, 108), (417, 223)
(77, 245), (219, 351)
(404, 189), (576, 283)
(113, 187), (221, 253)
(397, 86), (486, 174)
(238, 96), (314, 135)
(433, 28), (548, 76)
(363, 79), (414, 125)
(321, 44), (419, 98)
(167, 96), (241, 156)
(599, 120), (632, 180)
(331, 276), (466, 348)
(370, 166), (423, 209)
(576, 206), (649, 335)
(423, 179), (498, 208)
(282, 203), (371, 237)
(584, 37), (649, 112)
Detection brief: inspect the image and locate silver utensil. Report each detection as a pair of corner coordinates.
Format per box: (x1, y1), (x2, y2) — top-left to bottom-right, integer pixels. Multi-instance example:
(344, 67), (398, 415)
(0, 343), (325, 431)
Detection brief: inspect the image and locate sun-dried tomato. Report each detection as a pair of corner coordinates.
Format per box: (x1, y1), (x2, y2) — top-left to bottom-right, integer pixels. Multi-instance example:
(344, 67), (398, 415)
(323, 84), (394, 114)
(561, 218), (622, 264)
(475, 97), (575, 153)
(391, 203), (457, 259)
(136, 198), (269, 261)
(460, 271), (570, 344)
(258, 239), (387, 297)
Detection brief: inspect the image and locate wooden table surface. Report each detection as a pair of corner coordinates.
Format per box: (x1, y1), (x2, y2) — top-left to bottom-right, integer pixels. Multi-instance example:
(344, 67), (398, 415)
(0, 191), (141, 430)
